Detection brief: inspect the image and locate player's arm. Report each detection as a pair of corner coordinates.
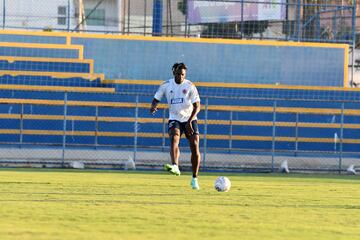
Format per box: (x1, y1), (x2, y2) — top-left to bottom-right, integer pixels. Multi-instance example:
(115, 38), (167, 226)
(150, 98), (160, 115)
(188, 101), (200, 123)
(186, 84), (201, 135)
(186, 101), (200, 135)
(150, 81), (167, 115)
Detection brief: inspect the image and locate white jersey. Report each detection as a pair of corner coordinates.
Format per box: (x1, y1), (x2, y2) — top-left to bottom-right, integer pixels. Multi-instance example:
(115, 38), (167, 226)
(154, 78), (200, 122)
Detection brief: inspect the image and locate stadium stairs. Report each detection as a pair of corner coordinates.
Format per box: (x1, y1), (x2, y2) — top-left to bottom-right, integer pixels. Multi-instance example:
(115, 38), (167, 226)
(0, 41), (112, 92)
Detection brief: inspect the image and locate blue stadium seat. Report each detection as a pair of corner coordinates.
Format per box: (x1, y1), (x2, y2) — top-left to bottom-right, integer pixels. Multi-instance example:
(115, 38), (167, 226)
(0, 58), (92, 73)
(0, 45), (81, 59)
(0, 73), (104, 87)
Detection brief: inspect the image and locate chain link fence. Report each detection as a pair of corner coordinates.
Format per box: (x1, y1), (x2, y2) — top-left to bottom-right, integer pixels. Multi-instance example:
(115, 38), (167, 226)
(0, 91), (359, 173)
(0, 1), (358, 173)
(0, 0), (356, 44)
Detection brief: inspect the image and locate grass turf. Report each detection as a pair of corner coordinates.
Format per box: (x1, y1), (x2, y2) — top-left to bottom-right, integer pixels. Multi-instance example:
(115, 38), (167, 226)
(0, 168), (359, 240)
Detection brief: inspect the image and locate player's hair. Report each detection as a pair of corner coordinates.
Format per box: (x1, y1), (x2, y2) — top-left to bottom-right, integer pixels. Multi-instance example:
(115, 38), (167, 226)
(172, 62), (187, 73)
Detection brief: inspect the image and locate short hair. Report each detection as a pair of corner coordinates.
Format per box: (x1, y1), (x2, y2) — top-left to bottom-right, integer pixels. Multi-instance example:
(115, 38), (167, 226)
(172, 62), (187, 73)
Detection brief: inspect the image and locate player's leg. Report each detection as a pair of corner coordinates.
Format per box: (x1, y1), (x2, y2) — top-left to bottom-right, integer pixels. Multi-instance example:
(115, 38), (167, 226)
(164, 120), (181, 176)
(188, 133), (201, 178)
(185, 120), (201, 189)
(169, 127), (181, 166)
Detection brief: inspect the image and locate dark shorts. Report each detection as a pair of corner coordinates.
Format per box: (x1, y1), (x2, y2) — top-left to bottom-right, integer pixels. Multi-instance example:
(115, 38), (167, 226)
(168, 120), (199, 136)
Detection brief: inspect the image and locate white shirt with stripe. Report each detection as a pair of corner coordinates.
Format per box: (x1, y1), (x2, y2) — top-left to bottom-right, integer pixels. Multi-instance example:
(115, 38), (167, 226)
(154, 78), (200, 122)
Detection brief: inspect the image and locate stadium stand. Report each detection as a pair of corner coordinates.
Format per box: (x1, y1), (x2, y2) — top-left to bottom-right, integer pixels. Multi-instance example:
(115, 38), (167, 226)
(0, 42), (83, 59)
(0, 88), (360, 153)
(0, 41), (111, 89)
(0, 56), (93, 73)
(0, 30), (359, 172)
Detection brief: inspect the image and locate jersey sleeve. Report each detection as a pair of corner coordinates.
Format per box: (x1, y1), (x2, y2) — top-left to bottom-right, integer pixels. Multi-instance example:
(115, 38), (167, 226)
(190, 84), (200, 103)
(154, 81), (167, 101)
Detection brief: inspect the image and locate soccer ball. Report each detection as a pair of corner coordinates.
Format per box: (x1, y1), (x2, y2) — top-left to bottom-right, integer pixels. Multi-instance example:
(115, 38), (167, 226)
(214, 176), (231, 192)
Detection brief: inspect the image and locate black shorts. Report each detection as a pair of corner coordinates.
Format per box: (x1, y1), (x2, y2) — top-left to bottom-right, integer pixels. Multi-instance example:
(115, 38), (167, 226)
(168, 120), (199, 136)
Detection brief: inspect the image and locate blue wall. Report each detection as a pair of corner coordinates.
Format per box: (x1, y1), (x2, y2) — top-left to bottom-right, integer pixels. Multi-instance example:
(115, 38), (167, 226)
(1, 33), (346, 87)
(72, 37), (346, 87)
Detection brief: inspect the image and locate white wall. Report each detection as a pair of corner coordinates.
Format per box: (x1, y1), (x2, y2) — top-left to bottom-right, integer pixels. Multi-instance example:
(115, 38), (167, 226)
(0, 0), (122, 32)
(82, 0), (122, 32)
(0, 0), (70, 29)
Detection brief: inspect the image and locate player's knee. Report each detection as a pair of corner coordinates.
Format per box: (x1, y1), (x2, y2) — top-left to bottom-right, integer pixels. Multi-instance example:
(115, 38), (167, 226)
(170, 133), (180, 143)
(190, 141), (199, 152)
(169, 128), (180, 136)
(192, 149), (201, 159)
(192, 141), (199, 148)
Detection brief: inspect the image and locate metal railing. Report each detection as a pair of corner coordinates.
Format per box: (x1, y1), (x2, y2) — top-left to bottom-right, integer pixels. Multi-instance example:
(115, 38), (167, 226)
(0, 0), (356, 44)
(0, 92), (359, 173)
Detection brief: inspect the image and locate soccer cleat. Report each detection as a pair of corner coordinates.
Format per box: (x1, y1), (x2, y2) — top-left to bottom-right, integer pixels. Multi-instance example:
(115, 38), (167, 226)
(164, 164), (181, 176)
(191, 177), (200, 190)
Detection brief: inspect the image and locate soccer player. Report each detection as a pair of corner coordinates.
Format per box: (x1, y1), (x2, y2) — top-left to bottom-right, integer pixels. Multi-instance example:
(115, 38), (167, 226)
(150, 63), (201, 190)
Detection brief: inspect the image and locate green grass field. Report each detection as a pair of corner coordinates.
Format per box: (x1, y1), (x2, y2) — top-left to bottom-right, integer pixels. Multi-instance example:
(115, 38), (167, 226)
(0, 168), (359, 240)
